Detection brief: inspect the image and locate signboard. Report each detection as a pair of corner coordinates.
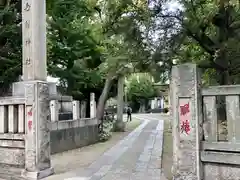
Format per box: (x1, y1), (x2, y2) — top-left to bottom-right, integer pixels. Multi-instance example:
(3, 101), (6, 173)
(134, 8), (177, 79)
(179, 98), (191, 135)
(26, 105), (33, 132)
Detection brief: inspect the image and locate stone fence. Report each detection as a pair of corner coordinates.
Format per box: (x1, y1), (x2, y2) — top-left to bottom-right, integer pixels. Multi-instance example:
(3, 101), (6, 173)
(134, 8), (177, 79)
(171, 63), (240, 180)
(50, 99), (87, 121)
(0, 93), (98, 178)
(50, 99), (98, 154)
(50, 117), (98, 154)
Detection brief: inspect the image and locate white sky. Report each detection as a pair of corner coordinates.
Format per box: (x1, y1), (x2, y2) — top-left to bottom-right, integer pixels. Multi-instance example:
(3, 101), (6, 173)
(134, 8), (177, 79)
(166, 1), (182, 11)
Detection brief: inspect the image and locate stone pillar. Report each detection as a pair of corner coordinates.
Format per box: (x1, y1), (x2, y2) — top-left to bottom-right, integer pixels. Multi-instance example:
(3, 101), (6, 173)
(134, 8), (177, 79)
(90, 93), (96, 118)
(23, 82), (53, 179)
(151, 99), (155, 109)
(154, 97), (158, 108)
(115, 76), (125, 131)
(22, 0), (47, 81)
(167, 90), (170, 115)
(20, 0), (54, 178)
(50, 100), (59, 122)
(124, 83), (127, 106)
(80, 101), (87, 118)
(73, 101), (80, 120)
(160, 96), (164, 109)
(171, 63), (203, 180)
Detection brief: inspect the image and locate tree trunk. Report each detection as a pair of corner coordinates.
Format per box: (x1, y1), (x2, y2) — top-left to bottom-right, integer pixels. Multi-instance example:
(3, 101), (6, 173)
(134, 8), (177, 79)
(216, 69), (230, 85)
(66, 61), (74, 95)
(114, 76), (125, 132)
(216, 69), (229, 123)
(138, 100), (146, 113)
(96, 76), (114, 120)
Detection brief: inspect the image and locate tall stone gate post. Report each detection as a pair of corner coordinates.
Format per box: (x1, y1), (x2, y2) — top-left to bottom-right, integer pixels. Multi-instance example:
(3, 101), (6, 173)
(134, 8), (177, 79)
(116, 76), (125, 131)
(171, 63), (203, 180)
(19, 0), (54, 178)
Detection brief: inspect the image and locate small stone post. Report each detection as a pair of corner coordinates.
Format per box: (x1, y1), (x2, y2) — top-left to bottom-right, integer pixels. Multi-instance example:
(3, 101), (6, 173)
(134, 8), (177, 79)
(73, 101), (80, 120)
(160, 96), (164, 109)
(115, 76), (125, 131)
(80, 101), (87, 118)
(90, 93), (96, 118)
(151, 99), (154, 109)
(50, 100), (59, 122)
(20, 0), (54, 178)
(171, 63), (203, 180)
(154, 97), (158, 108)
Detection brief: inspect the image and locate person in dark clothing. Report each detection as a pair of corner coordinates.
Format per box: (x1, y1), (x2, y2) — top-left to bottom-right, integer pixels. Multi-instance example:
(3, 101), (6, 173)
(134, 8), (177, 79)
(127, 106), (132, 122)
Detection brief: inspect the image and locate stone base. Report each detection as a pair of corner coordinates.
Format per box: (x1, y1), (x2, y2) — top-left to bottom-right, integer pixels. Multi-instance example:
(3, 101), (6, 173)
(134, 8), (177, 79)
(22, 167), (54, 179)
(113, 121), (126, 132)
(12, 81), (57, 97)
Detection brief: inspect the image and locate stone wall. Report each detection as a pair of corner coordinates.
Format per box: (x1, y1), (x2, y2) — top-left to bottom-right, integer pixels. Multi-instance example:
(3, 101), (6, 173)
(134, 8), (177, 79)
(203, 163), (240, 180)
(0, 134), (25, 167)
(0, 119), (99, 168)
(50, 118), (99, 154)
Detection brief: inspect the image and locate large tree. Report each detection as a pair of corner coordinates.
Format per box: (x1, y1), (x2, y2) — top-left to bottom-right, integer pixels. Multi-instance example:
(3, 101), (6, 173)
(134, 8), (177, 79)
(126, 73), (157, 112)
(47, 0), (103, 99)
(95, 0), (152, 120)
(0, 0), (22, 95)
(150, 0), (240, 85)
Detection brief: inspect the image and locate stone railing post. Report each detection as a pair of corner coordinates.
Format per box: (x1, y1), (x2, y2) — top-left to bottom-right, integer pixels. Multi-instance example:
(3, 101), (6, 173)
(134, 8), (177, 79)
(90, 93), (96, 118)
(80, 101), (86, 118)
(73, 101), (80, 120)
(0, 106), (7, 133)
(50, 100), (59, 122)
(171, 63), (203, 180)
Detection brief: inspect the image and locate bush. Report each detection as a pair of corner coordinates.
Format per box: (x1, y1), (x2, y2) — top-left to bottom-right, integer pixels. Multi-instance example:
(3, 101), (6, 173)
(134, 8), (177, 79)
(98, 113), (116, 142)
(163, 108), (169, 113)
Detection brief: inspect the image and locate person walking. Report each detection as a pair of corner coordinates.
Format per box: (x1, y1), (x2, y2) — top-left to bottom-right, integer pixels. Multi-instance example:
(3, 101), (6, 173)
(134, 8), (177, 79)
(127, 105), (132, 122)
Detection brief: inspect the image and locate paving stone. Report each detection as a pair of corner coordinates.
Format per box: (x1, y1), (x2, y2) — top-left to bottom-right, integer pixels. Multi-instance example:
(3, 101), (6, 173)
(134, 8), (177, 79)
(134, 163), (148, 172)
(93, 165), (112, 177)
(131, 172), (145, 179)
(148, 159), (161, 169)
(52, 115), (165, 180)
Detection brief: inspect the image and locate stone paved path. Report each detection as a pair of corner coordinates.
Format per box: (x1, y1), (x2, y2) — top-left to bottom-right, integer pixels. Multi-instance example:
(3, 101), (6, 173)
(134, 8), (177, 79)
(47, 116), (164, 180)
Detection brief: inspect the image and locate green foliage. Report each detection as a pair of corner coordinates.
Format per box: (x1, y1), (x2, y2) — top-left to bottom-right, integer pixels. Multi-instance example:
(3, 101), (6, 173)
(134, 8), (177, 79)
(149, 0), (240, 85)
(47, 0), (103, 99)
(99, 114), (115, 142)
(176, 0), (240, 85)
(97, 0), (151, 79)
(46, 0), (153, 103)
(126, 73), (157, 103)
(0, 1), (22, 95)
(0, 0), (154, 100)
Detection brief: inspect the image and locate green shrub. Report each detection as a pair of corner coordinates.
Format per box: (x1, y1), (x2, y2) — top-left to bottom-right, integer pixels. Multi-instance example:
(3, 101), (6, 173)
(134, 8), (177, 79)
(163, 108), (169, 113)
(98, 114), (116, 142)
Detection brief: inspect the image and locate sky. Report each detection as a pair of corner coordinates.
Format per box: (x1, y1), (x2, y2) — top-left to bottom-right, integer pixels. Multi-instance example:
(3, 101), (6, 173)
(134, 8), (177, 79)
(166, 0), (182, 11)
